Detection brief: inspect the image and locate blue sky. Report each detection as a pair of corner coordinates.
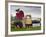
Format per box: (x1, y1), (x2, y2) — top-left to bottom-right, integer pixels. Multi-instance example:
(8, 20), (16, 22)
(10, 5), (41, 18)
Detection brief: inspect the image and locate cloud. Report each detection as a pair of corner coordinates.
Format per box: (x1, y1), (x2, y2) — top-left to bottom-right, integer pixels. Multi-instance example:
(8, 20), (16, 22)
(10, 5), (41, 18)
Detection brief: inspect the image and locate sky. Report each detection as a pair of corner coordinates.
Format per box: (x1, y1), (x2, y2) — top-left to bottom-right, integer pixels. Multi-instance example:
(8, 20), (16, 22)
(10, 5), (41, 18)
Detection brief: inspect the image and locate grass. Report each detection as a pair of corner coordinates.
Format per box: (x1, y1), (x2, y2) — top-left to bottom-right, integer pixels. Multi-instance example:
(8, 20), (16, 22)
(11, 25), (41, 32)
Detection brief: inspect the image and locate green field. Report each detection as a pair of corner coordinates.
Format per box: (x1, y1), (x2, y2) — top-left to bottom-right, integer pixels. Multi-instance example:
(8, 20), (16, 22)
(11, 25), (41, 31)
(11, 16), (41, 31)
